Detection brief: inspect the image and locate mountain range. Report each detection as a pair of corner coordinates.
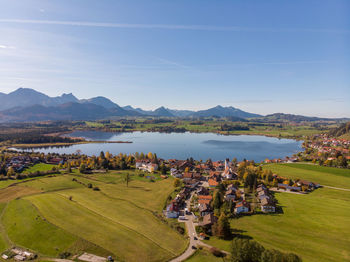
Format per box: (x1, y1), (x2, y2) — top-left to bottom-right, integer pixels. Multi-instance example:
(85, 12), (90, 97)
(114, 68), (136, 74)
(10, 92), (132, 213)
(0, 88), (347, 122)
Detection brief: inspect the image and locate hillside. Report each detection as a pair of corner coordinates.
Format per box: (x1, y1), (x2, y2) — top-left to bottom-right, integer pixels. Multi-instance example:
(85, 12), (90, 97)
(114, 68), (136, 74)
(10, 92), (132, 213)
(0, 170), (188, 262)
(0, 102), (131, 122)
(191, 105), (261, 118)
(329, 122), (350, 138)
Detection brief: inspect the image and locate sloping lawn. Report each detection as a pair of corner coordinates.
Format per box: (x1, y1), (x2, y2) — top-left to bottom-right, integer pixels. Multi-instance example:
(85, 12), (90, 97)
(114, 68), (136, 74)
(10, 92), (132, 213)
(2, 199), (77, 256)
(263, 163), (350, 189)
(204, 188), (350, 262)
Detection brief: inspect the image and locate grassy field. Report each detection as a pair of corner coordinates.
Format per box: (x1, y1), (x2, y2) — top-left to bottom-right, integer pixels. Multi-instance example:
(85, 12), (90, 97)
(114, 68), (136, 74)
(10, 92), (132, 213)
(204, 164), (350, 262)
(204, 187), (350, 262)
(2, 199), (78, 256)
(82, 120), (325, 139)
(263, 163), (350, 189)
(0, 170), (187, 262)
(24, 163), (55, 173)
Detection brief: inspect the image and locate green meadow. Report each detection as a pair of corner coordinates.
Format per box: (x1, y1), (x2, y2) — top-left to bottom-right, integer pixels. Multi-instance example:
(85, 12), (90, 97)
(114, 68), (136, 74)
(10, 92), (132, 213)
(205, 164), (350, 262)
(263, 163), (350, 189)
(0, 170), (188, 262)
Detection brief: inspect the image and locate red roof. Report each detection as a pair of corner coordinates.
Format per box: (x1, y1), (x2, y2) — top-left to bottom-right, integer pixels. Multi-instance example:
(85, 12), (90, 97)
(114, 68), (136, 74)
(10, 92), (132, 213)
(208, 179), (218, 187)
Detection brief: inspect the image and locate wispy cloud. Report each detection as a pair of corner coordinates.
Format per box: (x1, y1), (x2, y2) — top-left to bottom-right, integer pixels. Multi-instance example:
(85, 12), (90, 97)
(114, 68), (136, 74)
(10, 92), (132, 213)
(0, 19), (349, 34)
(0, 44), (15, 49)
(155, 57), (193, 70)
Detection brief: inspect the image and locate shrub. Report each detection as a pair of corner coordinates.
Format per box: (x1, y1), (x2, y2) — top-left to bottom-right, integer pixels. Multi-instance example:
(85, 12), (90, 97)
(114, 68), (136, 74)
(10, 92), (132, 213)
(59, 252), (71, 259)
(210, 247), (224, 257)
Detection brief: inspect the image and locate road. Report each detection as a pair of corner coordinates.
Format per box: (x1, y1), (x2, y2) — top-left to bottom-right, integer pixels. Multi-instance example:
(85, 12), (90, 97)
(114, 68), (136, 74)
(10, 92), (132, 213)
(170, 191), (229, 262)
(321, 185), (350, 191)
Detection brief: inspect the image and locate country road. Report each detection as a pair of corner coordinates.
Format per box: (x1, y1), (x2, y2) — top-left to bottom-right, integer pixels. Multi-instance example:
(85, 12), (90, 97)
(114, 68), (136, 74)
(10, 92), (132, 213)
(321, 185), (350, 191)
(170, 191), (229, 262)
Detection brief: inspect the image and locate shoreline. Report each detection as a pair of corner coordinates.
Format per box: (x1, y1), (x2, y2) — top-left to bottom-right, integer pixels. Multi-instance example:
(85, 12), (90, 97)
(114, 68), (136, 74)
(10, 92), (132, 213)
(8, 140), (132, 149)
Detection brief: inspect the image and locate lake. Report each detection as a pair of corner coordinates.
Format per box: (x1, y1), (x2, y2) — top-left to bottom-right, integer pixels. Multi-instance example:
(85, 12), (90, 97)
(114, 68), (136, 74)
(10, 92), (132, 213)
(20, 131), (303, 162)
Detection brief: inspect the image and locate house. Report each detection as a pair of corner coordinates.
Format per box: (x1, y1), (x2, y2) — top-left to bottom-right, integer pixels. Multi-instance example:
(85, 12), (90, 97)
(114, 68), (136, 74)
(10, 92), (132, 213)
(170, 168), (182, 178)
(277, 183), (301, 192)
(261, 198), (275, 213)
(136, 161), (158, 173)
(166, 201), (180, 218)
(208, 179), (219, 188)
(234, 201), (249, 214)
(199, 203), (212, 217)
(197, 186), (209, 196)
(225, 188), (237, 201)
(199, 213), (217, 227)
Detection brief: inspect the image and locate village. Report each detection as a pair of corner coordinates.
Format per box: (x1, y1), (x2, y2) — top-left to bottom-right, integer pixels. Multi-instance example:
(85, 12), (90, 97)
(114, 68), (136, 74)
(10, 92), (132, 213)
(301, 134), (350, 167)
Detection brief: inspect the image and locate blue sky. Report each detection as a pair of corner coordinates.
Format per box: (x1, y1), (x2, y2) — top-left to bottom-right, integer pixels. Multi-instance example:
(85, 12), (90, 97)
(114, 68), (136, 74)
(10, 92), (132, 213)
(0, 0), (349, 117)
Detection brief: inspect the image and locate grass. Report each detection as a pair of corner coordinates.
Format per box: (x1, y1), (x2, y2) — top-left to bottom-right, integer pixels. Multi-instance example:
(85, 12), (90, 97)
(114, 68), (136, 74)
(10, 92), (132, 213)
(0, 203), (9, 253)
(27, 193), (176, 262)
(0, 186), (41, 203)
(73, 171), (176, 212)
(56, 187), (187, 255)
(0, 170), (186, 261)
(263, 163), (350, 189)
(204, 188), (350, 262)
(24, 163), (55, 173)
(22, 175), (85, 192)
(2, 199), (78, 256)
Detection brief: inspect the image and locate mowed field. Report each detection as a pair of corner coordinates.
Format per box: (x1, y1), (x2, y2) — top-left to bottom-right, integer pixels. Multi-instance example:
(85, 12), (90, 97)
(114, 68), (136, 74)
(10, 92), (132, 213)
(0, 168), (188, 262)
(263, 163), (350, 189)
(205, 164), (350, 262)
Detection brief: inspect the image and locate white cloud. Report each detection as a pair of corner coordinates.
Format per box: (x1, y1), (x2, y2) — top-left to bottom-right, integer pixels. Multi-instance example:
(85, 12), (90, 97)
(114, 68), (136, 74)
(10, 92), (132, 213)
(0, 19), (348, 34)
(0, 44), (15, 49)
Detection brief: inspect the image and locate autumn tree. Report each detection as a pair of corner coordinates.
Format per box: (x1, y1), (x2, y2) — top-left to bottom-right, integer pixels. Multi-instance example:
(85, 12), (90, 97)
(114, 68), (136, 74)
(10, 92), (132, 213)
(125, 173), (132, 187)
(173, 178), (181, 188)
(7, 167), (15, 177)
(215, 213), (231, 239)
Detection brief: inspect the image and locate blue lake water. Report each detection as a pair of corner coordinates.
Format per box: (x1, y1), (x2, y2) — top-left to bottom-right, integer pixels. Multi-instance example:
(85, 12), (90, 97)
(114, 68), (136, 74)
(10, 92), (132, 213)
(22, 131), (303, 162)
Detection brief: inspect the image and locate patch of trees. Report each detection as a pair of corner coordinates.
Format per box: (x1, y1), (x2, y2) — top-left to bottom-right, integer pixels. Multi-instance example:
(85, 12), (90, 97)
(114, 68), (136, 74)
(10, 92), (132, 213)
(231, 238), (302, 262)
(0, 169), (60, 181)
(329, 122), (350, 137)
(220, 124), (250, 131)
(148, 126), (187, 133)
(0, 134), (79, 144)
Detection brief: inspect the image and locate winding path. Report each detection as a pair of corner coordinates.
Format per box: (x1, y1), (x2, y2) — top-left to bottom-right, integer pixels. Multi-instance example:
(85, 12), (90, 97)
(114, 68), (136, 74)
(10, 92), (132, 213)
(170, 192), (229, 262)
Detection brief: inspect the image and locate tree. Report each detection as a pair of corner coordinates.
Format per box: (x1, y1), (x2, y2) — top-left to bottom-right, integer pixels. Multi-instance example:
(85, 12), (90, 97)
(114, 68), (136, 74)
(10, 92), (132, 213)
(215, 213), (231, 239)
(7, 167), (15, 177)
(79, 163), (86, 173)
(212, 190), (222, 210)
(173, 178), (181, 188)
(66, 163), (72, 173)
(125, 173), (132, 187)
(232, 157), (238, 167)
(231, 239), (264, 262)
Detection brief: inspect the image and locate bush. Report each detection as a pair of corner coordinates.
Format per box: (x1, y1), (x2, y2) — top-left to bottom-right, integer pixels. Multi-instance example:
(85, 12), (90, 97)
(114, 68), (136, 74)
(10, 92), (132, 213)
(176, 226), (185, 235)
(210, 247), (224, 257)
(59, 252), (71, 259)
